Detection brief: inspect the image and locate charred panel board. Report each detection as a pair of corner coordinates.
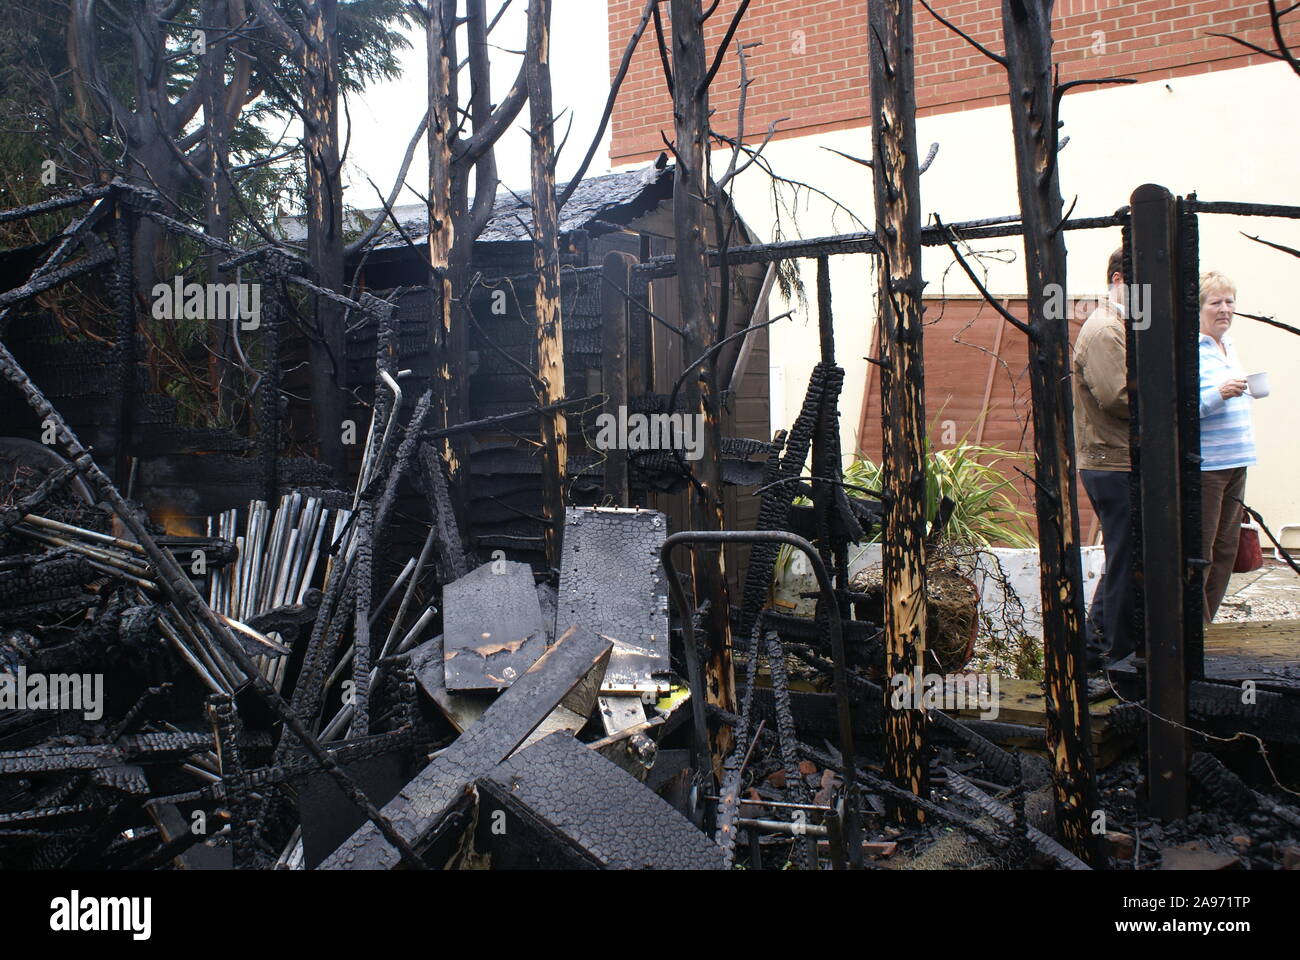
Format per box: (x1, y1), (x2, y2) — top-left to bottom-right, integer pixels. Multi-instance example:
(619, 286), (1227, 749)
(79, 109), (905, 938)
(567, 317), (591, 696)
(443, 561), (547, 692)
(410, 634), (491, 734)
(320, 627), (612, 870)
(477, 732), (724, 870)
(296, 740), (416, 870)
(556, 507), (669, 696)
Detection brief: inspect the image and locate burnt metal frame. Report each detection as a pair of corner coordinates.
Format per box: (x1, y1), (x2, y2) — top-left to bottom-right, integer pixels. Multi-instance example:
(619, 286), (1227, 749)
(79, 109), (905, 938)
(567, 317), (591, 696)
(661, 528), (863, 868)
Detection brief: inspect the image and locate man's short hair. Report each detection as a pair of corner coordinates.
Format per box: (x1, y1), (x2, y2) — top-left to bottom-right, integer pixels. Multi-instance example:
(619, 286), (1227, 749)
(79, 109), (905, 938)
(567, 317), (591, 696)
(1106, 247), (1125, 286)
(1199, 270), (1236, 307)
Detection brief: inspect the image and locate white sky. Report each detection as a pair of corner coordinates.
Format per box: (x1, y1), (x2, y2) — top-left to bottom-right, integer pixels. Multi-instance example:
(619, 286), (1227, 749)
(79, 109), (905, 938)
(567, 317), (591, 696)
(339, 1), (613, 213)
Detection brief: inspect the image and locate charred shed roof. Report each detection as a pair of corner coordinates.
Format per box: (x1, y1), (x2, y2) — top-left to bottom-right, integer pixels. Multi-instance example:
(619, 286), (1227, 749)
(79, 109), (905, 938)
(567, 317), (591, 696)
(279, 159), (674, 255)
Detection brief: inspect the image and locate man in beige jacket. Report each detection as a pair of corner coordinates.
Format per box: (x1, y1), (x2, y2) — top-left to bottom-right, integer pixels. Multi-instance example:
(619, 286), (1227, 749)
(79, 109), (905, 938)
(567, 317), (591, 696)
(1073, 248), (1136, 670)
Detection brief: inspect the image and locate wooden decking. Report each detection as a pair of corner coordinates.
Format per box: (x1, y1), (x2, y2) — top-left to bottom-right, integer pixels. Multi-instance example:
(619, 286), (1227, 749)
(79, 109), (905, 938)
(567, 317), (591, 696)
(1197, 620), (1300, 693)
(953, 677), (1130, 767)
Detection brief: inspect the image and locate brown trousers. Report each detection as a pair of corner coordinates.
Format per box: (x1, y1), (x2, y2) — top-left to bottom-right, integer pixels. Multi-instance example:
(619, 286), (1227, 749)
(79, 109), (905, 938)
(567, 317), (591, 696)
(1200, 467), (1247, 622)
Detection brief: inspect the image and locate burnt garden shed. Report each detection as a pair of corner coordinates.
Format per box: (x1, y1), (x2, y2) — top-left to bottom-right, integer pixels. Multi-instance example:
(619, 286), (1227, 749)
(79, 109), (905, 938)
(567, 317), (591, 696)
(318, 161), (774, 578)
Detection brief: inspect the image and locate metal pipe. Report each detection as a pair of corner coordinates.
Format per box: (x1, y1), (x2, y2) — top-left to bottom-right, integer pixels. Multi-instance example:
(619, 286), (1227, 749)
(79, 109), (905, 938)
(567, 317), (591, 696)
(368, 370), (404, 492)
(382, 525), (436, 657)
(219, 614), (292, 656)
(735, 818), (829, 838)
(296, 506), (329, 604)
(21, 513), (146, 553)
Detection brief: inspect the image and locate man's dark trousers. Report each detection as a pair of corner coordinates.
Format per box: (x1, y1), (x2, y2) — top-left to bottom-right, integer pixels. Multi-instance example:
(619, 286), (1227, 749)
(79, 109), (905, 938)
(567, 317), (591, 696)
(1081, 469), (1136, 667)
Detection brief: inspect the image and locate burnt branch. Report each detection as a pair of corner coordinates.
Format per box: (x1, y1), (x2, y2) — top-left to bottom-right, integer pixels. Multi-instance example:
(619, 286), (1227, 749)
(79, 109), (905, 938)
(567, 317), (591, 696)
(918, 0), (1007, 67)
(934, 216), (1035, 338)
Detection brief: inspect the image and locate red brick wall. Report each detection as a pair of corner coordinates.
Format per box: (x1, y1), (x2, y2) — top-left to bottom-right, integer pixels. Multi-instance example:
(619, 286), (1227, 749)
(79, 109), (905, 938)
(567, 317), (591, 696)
(609, 0), (1295, 166)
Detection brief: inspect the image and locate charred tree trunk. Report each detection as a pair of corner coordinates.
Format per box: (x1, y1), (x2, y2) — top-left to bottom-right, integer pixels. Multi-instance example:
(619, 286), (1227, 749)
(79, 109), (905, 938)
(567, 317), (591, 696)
(69, 1), (206, 308)
(300, 0), (346, 479)
(201, 0), (249, 426)
(670, 0), (735, 770)
(426, 0), (464, 505)
(868, 0), (929, 824)
(527, 0), (567, 574)
(1000, 0), (1102, 865)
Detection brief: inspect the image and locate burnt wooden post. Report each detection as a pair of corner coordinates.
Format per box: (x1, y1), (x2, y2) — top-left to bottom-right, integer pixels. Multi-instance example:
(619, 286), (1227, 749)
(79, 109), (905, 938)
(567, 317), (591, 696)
(868, 0), (929, 823)
(108, 196), (136, 487)
(1129, 183), (1190, 819)
(628, 261), (652, 401)
(1000, 0), (1102, 864)
(527, 0), (568, 575)
(601, 251), (635, 505)
(670, 0), (736, 770)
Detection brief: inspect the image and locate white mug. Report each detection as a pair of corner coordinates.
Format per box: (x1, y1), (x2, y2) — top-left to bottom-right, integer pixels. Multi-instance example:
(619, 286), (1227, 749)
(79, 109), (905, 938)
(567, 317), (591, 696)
(1247, 371), (1270, 399)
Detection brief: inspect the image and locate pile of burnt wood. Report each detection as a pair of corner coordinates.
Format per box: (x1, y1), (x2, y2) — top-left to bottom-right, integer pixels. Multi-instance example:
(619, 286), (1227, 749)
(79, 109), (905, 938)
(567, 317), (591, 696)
(0, 415), (733, 869)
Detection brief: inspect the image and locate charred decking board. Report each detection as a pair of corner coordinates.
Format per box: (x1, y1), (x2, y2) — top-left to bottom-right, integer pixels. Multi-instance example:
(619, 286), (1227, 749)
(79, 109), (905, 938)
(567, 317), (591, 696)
(556, 507), (669, 696)
(321, 627), (612, 869)
(443, 561), (548, 691)
(475, 731), (724, 869)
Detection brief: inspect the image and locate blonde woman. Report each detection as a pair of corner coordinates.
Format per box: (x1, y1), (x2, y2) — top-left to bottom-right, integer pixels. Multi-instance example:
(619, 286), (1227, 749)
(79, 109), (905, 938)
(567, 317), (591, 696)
(1197, 271), (1256, 622)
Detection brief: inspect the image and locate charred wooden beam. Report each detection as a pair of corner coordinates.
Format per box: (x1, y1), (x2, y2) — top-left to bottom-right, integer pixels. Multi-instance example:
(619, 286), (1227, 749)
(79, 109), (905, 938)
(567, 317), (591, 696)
(527, 0), (568, 576)
(631, 213), (1129, 279)
(476, 731), (725, 869)
(999, 0), (1102, 865)
(321, 626), (612, 869)
(869, 0), (929, 824)
(108, 206), (136, 488)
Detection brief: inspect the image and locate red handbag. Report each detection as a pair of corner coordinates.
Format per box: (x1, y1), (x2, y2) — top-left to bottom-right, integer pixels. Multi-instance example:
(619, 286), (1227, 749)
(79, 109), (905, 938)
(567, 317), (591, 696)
(1234, 513), (1264, 573)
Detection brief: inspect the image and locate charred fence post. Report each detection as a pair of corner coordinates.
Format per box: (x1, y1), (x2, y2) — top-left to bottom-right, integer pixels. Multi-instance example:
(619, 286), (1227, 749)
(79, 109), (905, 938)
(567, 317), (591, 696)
(601, 251), (635, 505)
(1000, 0), (1102, 864)
(527, 0), (568, 576)
(1129, 184), (1191, 819)
(670, 0), (737, 773)
(868, 0), (929, 823)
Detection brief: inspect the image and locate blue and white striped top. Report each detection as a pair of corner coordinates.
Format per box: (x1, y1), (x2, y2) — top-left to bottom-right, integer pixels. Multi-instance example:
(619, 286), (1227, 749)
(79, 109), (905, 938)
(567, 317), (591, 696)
(1198, 332), (1257, 471)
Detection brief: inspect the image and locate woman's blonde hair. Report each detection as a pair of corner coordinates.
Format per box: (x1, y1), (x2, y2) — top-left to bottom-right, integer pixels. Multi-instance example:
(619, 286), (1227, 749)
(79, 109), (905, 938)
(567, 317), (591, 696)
(1199, 271), (1237, 307)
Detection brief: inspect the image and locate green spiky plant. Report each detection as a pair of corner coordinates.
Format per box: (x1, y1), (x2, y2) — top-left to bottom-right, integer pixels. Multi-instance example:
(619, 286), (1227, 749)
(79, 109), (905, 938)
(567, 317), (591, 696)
(771, 424), (1042, 678)
(842, 436), (1037, 548)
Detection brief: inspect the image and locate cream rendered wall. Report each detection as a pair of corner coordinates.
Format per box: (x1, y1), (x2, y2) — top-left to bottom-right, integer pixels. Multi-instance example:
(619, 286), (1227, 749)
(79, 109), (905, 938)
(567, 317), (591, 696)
(615, 61), (1300, 532)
